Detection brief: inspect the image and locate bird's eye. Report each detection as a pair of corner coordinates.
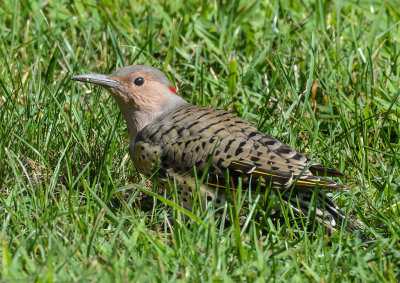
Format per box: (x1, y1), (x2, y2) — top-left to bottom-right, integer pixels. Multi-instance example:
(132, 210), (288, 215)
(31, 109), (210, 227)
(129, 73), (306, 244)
(134, 77), (145, 86)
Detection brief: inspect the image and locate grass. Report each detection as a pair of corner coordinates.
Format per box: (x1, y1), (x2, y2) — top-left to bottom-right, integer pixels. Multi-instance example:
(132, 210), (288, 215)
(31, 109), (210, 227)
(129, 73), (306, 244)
(1, 0), (400, 281)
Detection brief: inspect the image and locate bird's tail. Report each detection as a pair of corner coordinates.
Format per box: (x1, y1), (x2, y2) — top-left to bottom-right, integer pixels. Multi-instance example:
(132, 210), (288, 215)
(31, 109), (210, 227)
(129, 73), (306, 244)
(282, 190), (366, 236)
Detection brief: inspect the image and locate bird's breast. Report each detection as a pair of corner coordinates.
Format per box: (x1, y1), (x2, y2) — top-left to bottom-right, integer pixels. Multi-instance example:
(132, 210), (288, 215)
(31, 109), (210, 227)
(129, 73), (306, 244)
(131, 141), (162, 177)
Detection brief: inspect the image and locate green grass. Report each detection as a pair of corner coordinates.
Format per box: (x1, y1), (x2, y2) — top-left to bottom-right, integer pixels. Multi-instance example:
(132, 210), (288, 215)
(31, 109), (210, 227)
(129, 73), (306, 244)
(1, 0), (400, 281)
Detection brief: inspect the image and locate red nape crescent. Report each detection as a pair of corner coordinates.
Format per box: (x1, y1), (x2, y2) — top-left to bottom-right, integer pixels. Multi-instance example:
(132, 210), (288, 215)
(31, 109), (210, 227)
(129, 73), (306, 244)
(169, 85), (177, 95)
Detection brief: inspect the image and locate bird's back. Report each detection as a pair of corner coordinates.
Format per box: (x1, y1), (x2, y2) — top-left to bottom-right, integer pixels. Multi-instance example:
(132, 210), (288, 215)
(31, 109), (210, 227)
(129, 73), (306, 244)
(131, 104), (361, 233)
(133, 104), (344, 190)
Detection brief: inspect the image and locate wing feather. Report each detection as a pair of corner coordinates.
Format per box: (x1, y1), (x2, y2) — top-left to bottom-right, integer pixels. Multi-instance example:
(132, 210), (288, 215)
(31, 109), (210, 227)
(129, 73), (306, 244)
(135, 105), (346, 192)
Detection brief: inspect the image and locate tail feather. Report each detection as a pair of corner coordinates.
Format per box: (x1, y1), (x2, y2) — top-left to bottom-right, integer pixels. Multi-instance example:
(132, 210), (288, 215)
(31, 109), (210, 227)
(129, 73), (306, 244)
(284, 190), (366, 236)
(294, 175), (348, 191)
(310, 163), (347, 178)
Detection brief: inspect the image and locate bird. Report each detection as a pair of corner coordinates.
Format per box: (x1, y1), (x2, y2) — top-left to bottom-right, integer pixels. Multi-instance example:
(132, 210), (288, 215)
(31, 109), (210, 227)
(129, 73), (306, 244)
(71, 64), (364, 235)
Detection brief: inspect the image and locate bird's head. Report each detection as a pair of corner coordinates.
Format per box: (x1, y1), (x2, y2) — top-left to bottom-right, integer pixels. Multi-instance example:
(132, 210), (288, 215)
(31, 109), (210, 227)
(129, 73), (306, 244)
(71, 65), (187, 138)
(71, 65), (183, 111)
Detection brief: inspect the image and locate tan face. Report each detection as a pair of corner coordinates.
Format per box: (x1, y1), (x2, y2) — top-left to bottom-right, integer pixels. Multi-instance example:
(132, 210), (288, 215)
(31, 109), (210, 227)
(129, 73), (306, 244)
(108, 72), (157, 99)
(71, 64), (186, 138)
(106, 72), (175, 110)
(109, 71), (150, 87)
(71, 65), (180, 114)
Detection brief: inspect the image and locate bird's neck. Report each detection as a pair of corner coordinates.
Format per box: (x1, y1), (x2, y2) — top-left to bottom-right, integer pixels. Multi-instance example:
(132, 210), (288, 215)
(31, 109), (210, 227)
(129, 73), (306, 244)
(116, 95), (188, 143)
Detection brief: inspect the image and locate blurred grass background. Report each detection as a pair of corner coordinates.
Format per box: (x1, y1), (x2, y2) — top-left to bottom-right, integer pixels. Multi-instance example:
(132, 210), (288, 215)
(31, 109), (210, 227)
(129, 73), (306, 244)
(1, 0), (399, 281)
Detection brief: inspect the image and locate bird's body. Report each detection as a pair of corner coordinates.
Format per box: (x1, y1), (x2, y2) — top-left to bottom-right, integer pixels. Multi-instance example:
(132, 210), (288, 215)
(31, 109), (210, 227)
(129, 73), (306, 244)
(133, 103), (352, 231)
(72, 65), (362, 234)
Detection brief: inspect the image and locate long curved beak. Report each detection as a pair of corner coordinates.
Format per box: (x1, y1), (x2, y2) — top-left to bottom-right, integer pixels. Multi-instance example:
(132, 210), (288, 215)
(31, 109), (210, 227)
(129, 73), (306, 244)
(71, 73), (120, 88)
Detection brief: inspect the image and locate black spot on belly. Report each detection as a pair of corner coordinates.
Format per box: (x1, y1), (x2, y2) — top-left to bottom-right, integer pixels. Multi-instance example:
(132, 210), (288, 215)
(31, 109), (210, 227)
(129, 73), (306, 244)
(207, 196), (213, 201)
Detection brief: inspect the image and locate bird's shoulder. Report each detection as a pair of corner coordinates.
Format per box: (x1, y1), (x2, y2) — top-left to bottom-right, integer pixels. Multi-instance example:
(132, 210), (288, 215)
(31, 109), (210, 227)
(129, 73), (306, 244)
(136, 104), (256, 143)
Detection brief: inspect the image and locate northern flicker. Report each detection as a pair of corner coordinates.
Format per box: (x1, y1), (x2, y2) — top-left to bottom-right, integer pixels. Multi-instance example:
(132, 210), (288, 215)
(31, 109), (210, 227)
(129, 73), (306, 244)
(71, 65), (364, 234)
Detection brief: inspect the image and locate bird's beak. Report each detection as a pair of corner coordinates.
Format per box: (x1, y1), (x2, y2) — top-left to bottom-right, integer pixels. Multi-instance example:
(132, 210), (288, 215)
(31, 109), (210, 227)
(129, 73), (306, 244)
(71, 73), (121, 88)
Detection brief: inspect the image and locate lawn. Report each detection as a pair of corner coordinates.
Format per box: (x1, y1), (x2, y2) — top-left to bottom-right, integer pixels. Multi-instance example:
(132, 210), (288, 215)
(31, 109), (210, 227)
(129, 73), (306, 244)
(1, 0), (399, 281)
